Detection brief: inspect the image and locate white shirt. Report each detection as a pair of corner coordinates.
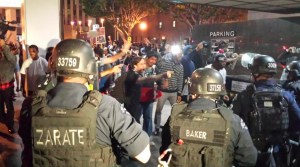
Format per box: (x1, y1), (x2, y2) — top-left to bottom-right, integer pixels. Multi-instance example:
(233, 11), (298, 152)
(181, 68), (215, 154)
(20, 57), (48, 92)
(205, 64), (227, 84)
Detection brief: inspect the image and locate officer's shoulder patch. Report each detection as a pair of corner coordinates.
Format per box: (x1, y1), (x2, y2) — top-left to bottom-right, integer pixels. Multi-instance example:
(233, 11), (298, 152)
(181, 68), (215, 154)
(120, 103), (130, 115)
(240, 118), (248, 130)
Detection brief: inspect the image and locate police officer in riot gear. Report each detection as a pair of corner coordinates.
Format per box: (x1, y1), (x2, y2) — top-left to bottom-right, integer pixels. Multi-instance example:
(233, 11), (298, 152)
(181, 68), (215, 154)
(283, 61), (300, 106)
(19, 39), (150, 167)
(232, 55), (300, 166)
(160, 68), (257, 167)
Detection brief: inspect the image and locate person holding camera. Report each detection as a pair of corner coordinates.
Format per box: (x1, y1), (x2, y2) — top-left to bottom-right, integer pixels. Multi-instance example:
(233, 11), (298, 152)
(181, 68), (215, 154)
(0, 39), (17, 134)
(188, 41), (209, 69)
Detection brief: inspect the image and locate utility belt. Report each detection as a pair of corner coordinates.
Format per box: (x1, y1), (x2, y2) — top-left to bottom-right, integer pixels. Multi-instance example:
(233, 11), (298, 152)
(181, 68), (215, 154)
(33, 145), (116, 167)
(253, 134), (290, 152)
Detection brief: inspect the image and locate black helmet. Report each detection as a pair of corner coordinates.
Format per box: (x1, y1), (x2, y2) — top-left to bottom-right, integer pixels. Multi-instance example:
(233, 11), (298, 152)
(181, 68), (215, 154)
(249, 55), (277, 75)
(52, 39), (97, 78)
(188, 68), (226, 98)
(286, 61), (300, 78)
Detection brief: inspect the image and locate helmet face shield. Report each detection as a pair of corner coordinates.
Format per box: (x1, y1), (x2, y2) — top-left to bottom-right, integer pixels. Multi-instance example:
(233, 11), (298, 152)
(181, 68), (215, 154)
(53, 39), (97, 77)
(188, 68), (226, 97)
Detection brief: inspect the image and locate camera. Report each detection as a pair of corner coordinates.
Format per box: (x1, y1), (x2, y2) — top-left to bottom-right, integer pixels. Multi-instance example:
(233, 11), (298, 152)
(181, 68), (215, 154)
(202, 41), (209, 48)
(0, 19), (17, 39)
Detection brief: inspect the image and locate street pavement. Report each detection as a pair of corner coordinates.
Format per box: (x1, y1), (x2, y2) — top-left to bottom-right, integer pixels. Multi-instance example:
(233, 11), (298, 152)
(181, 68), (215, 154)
(121, 101), (172, 167)
(0, 92), (172, 167)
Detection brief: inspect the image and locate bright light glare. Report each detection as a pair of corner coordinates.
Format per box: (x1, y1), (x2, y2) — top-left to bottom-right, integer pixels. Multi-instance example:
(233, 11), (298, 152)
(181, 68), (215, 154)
(140, 22), (147, 30)
(171, 45), (182, 55)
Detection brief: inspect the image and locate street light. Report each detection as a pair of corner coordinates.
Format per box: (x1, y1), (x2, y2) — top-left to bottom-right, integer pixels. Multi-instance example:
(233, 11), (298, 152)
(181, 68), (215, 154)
(78, 20), (82, 33)
(139, 22), (147, 31)
(115, 18), (120, 40)
(88, 19), (92, 30)
(139, 22), (147, 42)
(70, 21), (75, 38)
(70, 21), (74, 29)
(70, 21), (75, 28)
(100, 18), (104, 27)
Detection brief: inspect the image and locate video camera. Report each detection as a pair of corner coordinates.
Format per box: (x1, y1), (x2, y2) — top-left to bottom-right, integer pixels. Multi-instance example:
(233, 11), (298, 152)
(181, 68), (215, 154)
(0, 19), (17, 40)
(202, 41), (209, 48)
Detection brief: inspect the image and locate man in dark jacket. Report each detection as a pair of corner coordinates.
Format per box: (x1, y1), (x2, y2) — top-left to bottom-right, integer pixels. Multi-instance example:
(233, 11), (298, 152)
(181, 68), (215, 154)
(188, 41), (208, 69)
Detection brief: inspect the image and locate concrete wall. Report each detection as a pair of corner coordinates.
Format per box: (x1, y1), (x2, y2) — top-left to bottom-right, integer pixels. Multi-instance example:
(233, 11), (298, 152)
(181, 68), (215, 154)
(21, 0), (61, 57)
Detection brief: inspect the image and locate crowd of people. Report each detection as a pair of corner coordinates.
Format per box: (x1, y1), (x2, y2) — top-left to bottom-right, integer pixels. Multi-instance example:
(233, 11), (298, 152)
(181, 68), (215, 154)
(0, 36), (300, 166)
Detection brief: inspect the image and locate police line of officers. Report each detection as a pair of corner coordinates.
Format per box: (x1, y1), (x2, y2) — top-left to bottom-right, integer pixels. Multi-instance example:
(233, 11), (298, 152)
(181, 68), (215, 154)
(16, 39), (300, 167)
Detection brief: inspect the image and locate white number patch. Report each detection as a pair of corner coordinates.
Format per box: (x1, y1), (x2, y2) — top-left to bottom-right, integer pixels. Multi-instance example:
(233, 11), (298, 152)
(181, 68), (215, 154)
(207, 83), (222, 92)
(57, 57), (79, 68)
(267, 62), (277, 69)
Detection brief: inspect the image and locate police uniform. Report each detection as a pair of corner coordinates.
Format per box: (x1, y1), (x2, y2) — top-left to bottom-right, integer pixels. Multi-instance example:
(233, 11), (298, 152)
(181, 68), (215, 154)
(232, 55), (300, 166)
(232, 79), (300, 133)
(160, 68), (257, 167)
(285, 80), (300, 106)
(161, 98), (257, 167)
(47, 82), (149, 158)
(283, 61), (300, 106)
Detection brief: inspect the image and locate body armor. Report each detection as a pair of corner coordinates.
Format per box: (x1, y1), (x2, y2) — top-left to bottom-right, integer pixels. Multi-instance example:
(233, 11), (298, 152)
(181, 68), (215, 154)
(247, 85), (289, 151)
(31, 90), (115, 167)
(168, 102), (233, 167)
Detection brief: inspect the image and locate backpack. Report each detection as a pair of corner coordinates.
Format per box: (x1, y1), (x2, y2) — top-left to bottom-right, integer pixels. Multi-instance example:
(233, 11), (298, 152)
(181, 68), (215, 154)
(30, 90), (115, 167)
(110, 73), (128, 103)
(168, 102), (233, 167)
(247, 85), (289, 138)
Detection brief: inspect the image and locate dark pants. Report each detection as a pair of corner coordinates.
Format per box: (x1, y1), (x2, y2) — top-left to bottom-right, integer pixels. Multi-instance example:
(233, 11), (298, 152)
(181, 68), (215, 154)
(140, 101), (154, 136)
(0, 86), (15, 129)
(125, 102), (142, 123)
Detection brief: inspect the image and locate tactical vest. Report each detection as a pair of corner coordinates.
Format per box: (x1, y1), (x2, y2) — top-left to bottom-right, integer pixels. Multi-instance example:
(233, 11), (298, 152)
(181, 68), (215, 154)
(247, 85), (289, 149)
(31, 90), (116, 167)
(169, 102), (233, 167)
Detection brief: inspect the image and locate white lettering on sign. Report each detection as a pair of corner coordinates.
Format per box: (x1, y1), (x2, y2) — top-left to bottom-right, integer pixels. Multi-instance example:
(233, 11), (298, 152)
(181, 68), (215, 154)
(186, 130), (207, 139)
(35, 129), (85, 146)
(209, 31), (235, 37)
(57, 57), (78, 68)
(208, 84), (222, 92)
(267, 62), (277, 69)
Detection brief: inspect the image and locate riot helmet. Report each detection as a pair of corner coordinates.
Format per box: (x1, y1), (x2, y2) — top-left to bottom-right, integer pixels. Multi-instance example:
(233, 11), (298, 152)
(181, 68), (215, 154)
(248, 55), (277, 75)
(286, 61), (300, 79)
(52, 39), (97, 79)
(188, 68), (226, 98)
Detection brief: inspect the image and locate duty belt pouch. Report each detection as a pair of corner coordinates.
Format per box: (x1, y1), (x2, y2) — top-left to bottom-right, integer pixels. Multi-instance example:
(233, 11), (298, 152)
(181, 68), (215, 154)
(169, 143), (188, 167)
